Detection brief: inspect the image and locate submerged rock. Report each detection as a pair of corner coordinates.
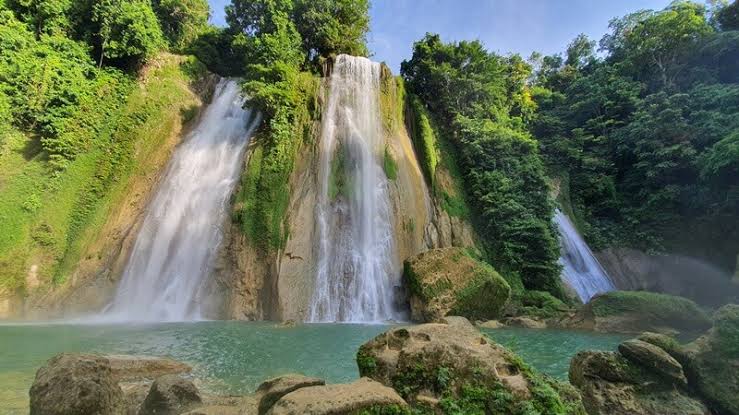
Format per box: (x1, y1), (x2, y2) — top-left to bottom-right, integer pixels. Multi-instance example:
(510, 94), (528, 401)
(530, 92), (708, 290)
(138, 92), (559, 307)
(357, 316), (585, 414)
(256, 374), (325, 415)
(265, 377), (407, 415)
(29, 353), (125, 415)
(403, 247), (510, 322)
(563, 291), (711, 334)
(106, 354), (192, 382)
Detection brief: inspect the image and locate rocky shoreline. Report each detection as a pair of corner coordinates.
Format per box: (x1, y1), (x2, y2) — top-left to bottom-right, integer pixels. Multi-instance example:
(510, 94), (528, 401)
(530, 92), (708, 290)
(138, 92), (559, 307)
(27, 306), (738, 415)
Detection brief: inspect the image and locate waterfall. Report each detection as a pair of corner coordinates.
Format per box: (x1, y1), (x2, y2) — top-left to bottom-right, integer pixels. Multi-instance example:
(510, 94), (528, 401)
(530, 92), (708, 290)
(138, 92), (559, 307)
(308, 55), (399, 322)
(554, 209), (615, 302)
(105, 79), (260, 322)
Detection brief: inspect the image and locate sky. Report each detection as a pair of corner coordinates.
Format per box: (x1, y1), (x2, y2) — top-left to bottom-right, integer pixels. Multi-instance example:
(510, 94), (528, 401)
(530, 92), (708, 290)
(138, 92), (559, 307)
(208, 0), (674, 73)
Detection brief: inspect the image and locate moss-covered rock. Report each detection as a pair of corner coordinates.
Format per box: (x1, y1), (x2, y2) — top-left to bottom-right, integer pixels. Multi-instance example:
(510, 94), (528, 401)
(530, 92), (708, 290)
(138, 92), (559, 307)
(357, 316), (586, 415)
(403, 248), (510, 322)
(569, 348), (706, 415)
(682, 304), (739, 415)
(565, 291), (711, 334)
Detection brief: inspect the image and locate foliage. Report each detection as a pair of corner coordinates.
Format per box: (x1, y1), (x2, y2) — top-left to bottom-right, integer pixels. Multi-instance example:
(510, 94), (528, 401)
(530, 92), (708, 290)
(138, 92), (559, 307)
(152, 0), (210, 51)
(402, 33), (563, 298)
(531, 1), (739, 272)
(6, 0), (71, 37)
(292, 0), (369, 59)
(92, 0), (166, 67)
(407, 95), (438, 185)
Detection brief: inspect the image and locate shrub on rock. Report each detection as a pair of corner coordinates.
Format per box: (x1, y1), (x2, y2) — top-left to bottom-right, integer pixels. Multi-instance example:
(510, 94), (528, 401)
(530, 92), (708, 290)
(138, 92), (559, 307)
(403, 248), (511, 322)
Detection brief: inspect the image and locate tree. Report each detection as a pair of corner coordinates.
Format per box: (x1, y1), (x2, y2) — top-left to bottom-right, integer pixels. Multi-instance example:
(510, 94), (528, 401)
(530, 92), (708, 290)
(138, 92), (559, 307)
(152, 0), (210, 50)
(716, 0), (739, 29)
(6, 0), (71, 38)
(565, 33), (596, 70)
(92, 0), (165, 67)
(293, 0), (369, 59)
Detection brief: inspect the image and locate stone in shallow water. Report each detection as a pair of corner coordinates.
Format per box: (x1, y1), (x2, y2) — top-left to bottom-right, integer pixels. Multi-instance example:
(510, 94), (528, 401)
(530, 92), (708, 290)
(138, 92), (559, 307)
(266, 377), (407, 415)
(256, 374), (325, 415)
(29, 353), (125, 415)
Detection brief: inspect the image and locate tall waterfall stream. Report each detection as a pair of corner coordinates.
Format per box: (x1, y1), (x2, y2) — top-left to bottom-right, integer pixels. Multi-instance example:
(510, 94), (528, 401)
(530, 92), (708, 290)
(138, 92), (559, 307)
(309, 55), (400, 322)
(105, 79), (260, 322)
(555, 209), (615, 302)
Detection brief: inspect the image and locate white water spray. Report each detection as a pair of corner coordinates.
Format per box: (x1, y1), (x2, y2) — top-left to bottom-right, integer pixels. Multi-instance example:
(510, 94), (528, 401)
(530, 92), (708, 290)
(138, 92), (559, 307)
(105, 79), (260, 322)
(308, 55), (399, 322)
(555, 209), (615, 302)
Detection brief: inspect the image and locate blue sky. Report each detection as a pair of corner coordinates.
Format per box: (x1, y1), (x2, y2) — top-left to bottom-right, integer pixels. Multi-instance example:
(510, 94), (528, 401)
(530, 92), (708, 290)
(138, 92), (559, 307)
(208, 0), (674, 73)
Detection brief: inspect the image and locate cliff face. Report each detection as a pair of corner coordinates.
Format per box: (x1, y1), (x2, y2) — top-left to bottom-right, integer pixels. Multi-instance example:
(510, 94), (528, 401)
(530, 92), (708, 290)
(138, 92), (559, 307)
(0, 55), (217, 319)
(220, 61), (479, 321)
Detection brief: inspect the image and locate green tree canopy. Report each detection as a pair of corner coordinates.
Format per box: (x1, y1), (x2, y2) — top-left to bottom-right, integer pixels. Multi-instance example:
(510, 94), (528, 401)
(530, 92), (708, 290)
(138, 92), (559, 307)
(92, 0), (165, 67)
(152, 0), (210, 50)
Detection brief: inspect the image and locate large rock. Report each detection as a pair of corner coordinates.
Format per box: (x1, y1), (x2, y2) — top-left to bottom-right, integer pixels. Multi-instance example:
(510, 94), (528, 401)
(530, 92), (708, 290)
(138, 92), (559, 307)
(683, 304), (739, 415)
(139, 374), (202, 415)
(265, 377), (407, 415)
(563, 291), (711, 334)
(256, 374), (325, 415)
(29, 353), (125, 415)
(357, 316), (585, 414)
(403, 248), (510, 322)
(618, 339), (687, 385)
(569, 350), (707, 415)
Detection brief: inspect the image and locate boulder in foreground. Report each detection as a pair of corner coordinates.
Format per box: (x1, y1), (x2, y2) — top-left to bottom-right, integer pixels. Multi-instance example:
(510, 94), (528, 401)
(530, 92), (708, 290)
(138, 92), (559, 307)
(357, 316), (585, 414)
(29, 353), (125, 415)
(403, 248), (511, 322)
(256, 374), (325, 415)
(265, 377), (407, 415)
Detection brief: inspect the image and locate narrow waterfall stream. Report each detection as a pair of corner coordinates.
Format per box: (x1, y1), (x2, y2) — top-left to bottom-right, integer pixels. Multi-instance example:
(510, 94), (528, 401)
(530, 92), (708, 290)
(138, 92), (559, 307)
(309, 55), (400, 322)
(555, 209), (615, 302)
(105, 80), (260, 322)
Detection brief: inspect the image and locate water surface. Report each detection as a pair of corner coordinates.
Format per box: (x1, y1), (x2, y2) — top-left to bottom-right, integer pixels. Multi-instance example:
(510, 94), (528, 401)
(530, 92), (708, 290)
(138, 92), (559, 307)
(0, 322), (626, 414)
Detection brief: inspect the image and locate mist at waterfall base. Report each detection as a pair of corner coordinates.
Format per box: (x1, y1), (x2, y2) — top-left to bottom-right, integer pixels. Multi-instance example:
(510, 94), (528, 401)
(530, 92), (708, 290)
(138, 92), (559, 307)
(555, 209), (615, 302)
(103, 80), (260, 322)
(309, 55), (401, 323)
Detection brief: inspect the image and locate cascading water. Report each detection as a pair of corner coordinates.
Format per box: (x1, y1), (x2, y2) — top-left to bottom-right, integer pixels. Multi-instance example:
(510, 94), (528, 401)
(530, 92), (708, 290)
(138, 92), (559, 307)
(105, 79), (260, 322)
(554, 209), (615, 302)
(308, 55), (399, 322)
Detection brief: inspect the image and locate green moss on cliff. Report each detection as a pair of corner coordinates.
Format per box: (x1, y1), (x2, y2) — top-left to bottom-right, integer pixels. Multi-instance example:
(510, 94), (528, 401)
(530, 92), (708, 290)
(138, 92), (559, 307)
(712, 304), (739, 357)
(383, 146), (398, 181)
(0, 54), (203, 290)
(235, 73), (320, 252)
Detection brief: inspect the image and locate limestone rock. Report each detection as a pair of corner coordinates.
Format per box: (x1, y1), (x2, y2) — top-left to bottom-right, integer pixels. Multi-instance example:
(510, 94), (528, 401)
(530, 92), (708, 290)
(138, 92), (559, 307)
(570, 350), (708, 415)
(563, 291), (711, 334)
(477, 319), (504, 329)
(266, 377), (407, 415)
(618, 339), (687, 385)
(403, 247), (510, 322)
(357, 316), (585, 413)
(139, 375), (202, 415)
(256, 374), (325, 415)
(502, 316), (547, 329)
(29, 353), (125, 415)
